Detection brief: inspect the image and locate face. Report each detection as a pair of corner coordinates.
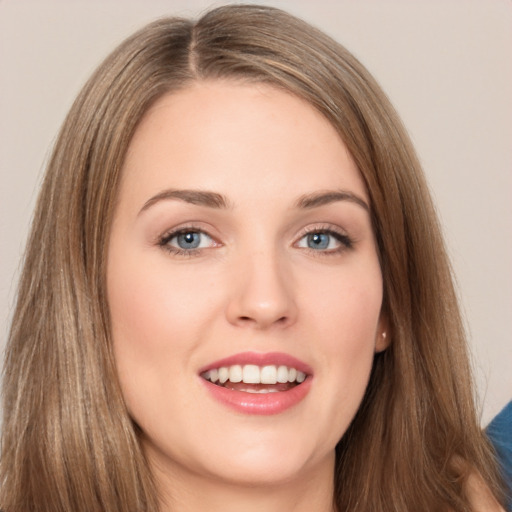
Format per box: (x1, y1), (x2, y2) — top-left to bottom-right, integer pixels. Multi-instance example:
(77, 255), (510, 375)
(107, 81), (387, 491)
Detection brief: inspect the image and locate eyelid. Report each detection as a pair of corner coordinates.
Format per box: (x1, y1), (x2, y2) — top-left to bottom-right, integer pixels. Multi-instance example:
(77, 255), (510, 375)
(157, 223), (221, 255)
(166, 230), (214, 248)
(294, 224), (354, 252)
(155, 222), (354, 257)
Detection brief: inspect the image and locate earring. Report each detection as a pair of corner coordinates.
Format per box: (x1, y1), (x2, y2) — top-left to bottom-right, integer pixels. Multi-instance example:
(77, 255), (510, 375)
(382, 332), (387, 339)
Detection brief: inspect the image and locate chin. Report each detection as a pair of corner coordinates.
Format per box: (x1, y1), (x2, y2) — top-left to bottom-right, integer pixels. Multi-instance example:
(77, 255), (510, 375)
(203, 454), (319, 488)
(193, 432), (335, 488)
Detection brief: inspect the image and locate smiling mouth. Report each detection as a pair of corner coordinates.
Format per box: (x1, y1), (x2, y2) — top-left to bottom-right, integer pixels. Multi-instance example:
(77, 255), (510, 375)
(201, 364), (307, 394)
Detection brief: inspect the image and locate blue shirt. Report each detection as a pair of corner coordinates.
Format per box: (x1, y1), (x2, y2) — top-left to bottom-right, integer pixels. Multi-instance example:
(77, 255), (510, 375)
(487, 401), (512, 510)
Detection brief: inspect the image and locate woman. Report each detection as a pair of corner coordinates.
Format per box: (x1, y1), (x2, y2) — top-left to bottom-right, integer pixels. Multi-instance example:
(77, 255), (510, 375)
(0, 5), (506, 511)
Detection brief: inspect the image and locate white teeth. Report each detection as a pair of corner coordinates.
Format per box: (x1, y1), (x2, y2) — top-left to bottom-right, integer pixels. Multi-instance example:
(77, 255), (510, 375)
(229, 365), (243, 383)
(242, 364), (260, 384)
(276, 365), (289, 383)
(260, 365), (277, 384)
(218, 367), (229, 384)
(242, 388), (280, 394)
(203, 364), (308, 385)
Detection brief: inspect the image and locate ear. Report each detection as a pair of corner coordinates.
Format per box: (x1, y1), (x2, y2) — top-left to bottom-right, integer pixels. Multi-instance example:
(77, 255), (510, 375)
(375, 314), (391, 353)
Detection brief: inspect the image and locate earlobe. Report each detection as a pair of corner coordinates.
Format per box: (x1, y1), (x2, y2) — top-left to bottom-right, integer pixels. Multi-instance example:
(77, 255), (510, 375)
(375, 317), (391, 353)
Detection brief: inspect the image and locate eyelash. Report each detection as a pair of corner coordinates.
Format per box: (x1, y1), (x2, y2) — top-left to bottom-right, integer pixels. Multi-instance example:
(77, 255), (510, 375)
(158, 226), (215, 257)
(157, 224), (354, 257)
(295, 225), (354, 255)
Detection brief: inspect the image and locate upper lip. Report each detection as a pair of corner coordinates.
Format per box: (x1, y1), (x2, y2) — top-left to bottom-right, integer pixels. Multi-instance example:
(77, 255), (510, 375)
(198, 351), (313, 375)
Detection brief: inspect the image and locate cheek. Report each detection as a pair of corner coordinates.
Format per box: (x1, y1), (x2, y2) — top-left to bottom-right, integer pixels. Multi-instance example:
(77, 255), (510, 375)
(306, 261), (383, 349)
(107, 252), (221, 431)
(106, 248), (220, 412)
(303, 263), (382, 427)
(320, 286), (380, 394)
(108, 253), (214, 355)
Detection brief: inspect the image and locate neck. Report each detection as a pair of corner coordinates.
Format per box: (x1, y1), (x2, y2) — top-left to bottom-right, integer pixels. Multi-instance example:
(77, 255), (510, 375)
(151, 452), (336, 512)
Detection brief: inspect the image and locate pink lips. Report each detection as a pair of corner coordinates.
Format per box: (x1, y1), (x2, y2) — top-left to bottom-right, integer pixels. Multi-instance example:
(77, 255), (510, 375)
(198, 351), (313, 375)
(199, 351), (313, 415)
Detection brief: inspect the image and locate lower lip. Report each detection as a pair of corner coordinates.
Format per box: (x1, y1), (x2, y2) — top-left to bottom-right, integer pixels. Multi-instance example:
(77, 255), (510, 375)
(200, 378), (312, 415)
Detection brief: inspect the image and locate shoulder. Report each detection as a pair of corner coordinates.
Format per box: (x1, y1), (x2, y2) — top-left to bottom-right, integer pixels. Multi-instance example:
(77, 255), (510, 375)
(487, 401), (512, 481)
(486, 401), (512, 511)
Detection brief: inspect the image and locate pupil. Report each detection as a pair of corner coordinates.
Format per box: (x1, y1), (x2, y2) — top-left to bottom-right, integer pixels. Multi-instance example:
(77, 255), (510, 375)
(308, 233), (329, 249)
(178, 232), (200, 249)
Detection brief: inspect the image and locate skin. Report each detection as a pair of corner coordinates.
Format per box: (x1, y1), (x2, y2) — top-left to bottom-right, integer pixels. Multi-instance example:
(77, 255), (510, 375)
(107, 80), (389, 512)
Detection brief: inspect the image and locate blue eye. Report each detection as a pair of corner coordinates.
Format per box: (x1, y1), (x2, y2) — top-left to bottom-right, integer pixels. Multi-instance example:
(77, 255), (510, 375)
(297, 230), (352, 252)
(306, 233), (331, 250)
(160, 229), (214, 253)
(175, 231), (202, 249)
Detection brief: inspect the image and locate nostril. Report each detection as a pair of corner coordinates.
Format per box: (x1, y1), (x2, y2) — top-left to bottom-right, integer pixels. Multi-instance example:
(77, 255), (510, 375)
(237, 315), (289, 326)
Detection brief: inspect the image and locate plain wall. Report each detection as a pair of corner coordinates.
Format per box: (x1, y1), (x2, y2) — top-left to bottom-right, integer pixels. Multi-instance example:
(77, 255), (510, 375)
(0, 0), (511, 425)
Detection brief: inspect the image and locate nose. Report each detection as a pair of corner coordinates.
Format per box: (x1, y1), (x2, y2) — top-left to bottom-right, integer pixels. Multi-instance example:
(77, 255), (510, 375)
(225, 249), (298, 330)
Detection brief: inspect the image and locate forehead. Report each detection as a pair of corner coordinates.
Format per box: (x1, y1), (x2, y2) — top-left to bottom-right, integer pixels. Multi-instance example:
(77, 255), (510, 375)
(120, 80), (368, 208)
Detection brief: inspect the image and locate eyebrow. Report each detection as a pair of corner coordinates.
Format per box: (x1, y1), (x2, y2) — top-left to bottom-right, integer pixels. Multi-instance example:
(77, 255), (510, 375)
(138, 188), (370, 215)
(139, 189), (230, 214)
(294, 190), (370, 212)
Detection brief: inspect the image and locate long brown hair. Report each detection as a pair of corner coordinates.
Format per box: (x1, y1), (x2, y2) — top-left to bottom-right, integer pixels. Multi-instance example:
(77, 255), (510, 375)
(1, 5), (504, 511)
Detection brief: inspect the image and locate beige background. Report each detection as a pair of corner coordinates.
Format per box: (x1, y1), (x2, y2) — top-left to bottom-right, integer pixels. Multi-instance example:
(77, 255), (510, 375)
(0, 0), (510, 425)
